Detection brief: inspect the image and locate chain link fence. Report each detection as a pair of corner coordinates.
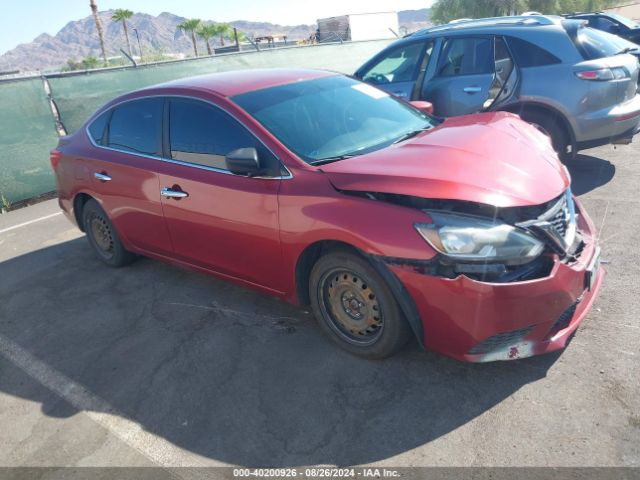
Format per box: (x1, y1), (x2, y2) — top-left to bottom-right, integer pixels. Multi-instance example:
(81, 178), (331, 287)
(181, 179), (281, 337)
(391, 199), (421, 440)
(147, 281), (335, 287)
(0, 39), (393, 205)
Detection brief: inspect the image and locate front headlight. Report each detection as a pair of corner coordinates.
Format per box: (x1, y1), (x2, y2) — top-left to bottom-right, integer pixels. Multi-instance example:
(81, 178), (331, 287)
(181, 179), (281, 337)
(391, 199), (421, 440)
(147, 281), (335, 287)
(415, 212), (545, 266)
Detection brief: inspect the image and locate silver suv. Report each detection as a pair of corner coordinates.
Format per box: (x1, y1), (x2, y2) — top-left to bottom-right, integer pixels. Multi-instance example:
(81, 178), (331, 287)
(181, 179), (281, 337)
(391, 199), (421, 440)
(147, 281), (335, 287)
(354, 15), (640, 159)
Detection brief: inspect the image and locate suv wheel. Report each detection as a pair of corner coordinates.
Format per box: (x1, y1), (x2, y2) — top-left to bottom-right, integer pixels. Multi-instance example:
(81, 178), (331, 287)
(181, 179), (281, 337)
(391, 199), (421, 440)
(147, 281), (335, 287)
(309, 249), (411, 359)
(520, 111), (571, 161)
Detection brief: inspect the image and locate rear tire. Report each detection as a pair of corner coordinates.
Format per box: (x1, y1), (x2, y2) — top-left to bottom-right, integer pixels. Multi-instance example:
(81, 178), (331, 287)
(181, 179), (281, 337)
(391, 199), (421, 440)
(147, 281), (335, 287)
(82, 199), (136, 268)
(309, 249), (411, 359)
(520, 110), (571, 161)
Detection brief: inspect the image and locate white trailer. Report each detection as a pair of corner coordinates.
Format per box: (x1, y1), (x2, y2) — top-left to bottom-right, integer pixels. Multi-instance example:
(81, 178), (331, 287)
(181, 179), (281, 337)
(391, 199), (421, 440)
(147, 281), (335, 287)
(316, 12), (399, 43)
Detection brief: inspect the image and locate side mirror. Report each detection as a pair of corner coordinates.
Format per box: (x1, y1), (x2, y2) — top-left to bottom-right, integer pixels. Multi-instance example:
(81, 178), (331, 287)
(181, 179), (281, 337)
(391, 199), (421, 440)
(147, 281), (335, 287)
(410, 100), (434, 115)
(225, 148), (263, 176)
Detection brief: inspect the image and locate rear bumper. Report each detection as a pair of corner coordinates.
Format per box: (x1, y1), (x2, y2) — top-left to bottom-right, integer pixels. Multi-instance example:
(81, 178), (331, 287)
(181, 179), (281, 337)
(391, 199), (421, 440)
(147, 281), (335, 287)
(574, 93), (640, 147)
(389, 198), (604, 362)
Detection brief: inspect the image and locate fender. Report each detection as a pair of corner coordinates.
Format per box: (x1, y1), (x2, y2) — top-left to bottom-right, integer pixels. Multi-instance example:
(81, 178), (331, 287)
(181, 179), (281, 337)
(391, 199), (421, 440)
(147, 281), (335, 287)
(499, 100), (577, 152)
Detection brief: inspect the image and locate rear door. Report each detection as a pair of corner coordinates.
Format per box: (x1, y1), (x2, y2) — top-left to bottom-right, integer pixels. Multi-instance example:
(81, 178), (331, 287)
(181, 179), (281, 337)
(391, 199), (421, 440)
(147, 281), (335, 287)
(421, 36), (496, 116)
(157, 97), (285, 292)
(85, 98), (173, 256)
(358, 40), (433, 100)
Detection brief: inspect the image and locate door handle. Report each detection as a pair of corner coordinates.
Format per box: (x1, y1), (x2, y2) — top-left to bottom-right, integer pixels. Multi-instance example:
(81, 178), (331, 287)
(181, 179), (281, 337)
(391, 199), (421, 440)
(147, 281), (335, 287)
(463, 86), (482, 93)
(161, 187), (188, 199)
(94, 172), (112, 182)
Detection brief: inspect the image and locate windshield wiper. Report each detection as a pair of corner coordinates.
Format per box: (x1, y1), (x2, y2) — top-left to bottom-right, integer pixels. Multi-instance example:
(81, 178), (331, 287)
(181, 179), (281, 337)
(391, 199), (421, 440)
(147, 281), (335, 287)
(616, 47), (637, 55)
(310, 154), (357, 166)
(393, 126), (431, 145)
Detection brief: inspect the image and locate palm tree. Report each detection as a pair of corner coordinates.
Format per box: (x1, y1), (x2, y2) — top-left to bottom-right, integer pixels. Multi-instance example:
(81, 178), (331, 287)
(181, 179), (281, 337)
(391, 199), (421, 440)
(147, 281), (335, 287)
(214, 23), (232, 47)
(112, 8), (134, 57)
(197, 24), (217, 55)
(178, 19), (202, 57)
(89, 0), (108, 66)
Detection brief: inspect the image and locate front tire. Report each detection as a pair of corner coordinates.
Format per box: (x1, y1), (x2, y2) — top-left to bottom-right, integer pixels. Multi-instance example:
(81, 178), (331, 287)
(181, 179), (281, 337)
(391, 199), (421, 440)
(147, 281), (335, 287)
(520, 110), (572, 161)
(309, 249), (411, 359)
(82, 199), (136, 268)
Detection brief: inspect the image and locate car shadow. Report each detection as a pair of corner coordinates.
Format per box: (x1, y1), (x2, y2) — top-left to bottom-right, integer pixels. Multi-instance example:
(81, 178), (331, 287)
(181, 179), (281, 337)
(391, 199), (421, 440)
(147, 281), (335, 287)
(0, 238), (561, 467)
(565, 153), (615, 196)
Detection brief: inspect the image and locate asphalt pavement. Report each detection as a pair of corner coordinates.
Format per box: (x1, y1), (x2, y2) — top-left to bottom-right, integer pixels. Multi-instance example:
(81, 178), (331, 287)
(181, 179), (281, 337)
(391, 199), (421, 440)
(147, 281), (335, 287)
(0, 142), (638, 474)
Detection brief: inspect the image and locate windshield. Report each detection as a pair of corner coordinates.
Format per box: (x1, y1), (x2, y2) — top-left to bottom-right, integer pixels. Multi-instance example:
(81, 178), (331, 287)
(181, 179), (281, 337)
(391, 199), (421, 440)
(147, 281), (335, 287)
(608, 13), (640, 29)
(232, 75), (438, 164)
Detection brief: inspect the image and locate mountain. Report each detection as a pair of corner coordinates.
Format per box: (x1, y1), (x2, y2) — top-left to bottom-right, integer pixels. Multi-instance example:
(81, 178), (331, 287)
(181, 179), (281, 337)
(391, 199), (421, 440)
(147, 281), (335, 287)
(0, 9), (431, 73)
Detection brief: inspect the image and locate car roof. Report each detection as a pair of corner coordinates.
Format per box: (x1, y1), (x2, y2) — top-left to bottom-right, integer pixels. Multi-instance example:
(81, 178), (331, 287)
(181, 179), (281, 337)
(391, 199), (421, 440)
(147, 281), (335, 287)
(146, 68), (338, 97)
(412, 14), (564, 36)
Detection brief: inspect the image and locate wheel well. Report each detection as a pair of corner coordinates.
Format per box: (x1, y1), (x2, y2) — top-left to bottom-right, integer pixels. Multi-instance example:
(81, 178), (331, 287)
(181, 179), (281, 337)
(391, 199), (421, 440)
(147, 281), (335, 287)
(295, 240), (362, 306)
(502, 103), (575, 151)
(295, 240), (425, 348)
(73, 193), (92, 231)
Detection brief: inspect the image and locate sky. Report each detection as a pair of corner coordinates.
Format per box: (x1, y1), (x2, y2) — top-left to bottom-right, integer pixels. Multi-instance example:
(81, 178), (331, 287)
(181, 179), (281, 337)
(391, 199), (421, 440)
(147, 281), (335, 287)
(0, 0), (434, 55)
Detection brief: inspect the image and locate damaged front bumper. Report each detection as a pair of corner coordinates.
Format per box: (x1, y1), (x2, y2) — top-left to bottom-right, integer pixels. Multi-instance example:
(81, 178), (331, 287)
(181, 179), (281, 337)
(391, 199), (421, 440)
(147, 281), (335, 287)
(388, 197), (605, 362)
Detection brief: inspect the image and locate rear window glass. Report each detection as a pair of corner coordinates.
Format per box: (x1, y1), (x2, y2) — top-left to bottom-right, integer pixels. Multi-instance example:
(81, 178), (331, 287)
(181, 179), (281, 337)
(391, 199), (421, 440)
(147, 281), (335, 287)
(570, 26), (621, 60)
(87, 111), (109, 145)
(506, 37), (561, 67)
(436, 37), (493, 76)
(107, 98), (163, 156)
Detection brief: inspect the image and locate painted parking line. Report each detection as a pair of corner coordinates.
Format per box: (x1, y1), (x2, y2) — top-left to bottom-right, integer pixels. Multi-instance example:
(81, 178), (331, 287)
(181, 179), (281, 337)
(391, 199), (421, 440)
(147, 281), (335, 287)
(0, 212), (62, 235)
(0, 333), (218, 470)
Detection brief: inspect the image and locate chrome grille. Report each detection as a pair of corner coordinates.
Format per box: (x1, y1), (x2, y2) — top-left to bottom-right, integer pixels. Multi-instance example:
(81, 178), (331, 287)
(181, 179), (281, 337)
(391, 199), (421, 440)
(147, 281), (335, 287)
(538, 189), (576, 248)
(548, 195), (570, 237)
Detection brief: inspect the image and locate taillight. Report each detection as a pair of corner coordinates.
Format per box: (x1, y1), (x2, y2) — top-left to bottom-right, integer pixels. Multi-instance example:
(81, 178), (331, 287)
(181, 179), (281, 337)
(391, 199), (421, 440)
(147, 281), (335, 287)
(575, 67), (630, 81)
(50, 149), (62, 171)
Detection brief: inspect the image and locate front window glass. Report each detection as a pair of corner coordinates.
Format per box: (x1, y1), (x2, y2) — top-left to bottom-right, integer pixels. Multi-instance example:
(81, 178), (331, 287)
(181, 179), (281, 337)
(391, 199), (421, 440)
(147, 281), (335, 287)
(362, 42), (428, 85)
(169, 98), (260, 170)
(590, 16), (620, 33)
(232, 76), (438, 164)
(607, 13), (639, 29)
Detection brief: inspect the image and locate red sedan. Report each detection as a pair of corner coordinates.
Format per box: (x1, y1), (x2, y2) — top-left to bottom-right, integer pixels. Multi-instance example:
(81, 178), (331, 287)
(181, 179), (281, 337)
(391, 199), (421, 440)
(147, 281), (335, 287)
(51, 69), (604, 361)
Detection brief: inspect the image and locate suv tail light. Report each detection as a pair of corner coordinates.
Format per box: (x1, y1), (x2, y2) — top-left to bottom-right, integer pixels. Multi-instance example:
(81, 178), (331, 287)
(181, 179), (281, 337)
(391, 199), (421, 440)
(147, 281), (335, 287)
(50, 149), (62, 171)
(575, 67), (629, 81)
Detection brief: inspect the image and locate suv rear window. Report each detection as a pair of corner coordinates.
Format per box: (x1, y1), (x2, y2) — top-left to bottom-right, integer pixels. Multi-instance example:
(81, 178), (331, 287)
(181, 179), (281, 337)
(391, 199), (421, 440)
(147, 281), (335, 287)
(567, 25), (621, 60)
(506, 37), (561, 67)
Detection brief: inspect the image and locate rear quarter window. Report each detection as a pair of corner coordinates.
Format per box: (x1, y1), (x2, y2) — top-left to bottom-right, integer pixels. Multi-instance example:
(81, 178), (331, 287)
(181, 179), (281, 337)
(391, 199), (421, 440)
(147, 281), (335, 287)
(87, 111), (109, 145)
(506, 37), (561, 67)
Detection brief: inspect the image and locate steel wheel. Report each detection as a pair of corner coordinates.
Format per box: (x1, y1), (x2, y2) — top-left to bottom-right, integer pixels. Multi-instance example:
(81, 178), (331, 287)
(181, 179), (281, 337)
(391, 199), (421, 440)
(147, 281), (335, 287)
(319, 268), (385, 346)
(309, 249), (412, 359)
(81, 198), (136, 268)
(89, 212), (115, 260)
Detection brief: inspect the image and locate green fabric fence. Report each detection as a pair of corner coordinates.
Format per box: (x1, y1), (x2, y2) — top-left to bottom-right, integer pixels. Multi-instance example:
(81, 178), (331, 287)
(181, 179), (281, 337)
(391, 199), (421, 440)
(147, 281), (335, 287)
(48, 39), (392, 134)
(0, 77), (59, 204)
(0, 39), (393, 204)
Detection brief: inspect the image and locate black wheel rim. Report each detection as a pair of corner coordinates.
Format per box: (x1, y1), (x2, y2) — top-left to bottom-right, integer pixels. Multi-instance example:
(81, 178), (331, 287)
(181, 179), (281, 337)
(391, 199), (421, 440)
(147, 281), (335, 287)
(318, 268), (384, 346)
(89, 212), (114, 260)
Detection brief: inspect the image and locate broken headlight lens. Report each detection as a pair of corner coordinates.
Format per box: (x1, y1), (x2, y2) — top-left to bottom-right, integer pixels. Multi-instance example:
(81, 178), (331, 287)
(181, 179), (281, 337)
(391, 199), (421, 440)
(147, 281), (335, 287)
(415, 212), (544, 266)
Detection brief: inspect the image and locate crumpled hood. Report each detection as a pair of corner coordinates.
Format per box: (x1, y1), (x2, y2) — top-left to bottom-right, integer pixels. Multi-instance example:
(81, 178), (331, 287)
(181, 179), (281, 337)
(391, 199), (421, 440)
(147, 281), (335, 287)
(321, 112), (569, 208)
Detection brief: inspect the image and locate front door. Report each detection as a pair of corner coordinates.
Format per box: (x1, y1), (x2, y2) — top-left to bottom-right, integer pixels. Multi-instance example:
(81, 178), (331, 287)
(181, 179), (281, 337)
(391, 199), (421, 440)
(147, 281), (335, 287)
(157, 97), (285, 293)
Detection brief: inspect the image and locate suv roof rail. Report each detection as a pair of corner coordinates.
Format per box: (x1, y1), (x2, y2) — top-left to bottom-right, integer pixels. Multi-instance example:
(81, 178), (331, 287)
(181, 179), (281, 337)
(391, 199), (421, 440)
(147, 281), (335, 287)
(562, 11), (604, 16)
(414, 15), (557, 35)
